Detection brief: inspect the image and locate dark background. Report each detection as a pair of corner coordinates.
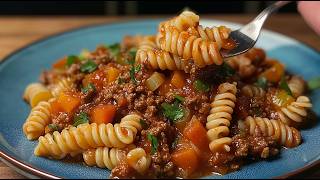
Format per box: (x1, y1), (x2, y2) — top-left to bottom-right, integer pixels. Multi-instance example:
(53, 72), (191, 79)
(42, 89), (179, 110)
(0, 1), (298, 15)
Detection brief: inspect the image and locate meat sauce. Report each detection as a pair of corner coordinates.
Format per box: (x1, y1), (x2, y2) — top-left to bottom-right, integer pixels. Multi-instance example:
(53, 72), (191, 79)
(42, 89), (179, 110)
(42, 45), (286, 179)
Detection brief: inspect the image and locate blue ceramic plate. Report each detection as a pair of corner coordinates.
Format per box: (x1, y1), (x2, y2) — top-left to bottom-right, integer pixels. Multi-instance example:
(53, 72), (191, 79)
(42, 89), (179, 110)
(0, 19), (319, 179)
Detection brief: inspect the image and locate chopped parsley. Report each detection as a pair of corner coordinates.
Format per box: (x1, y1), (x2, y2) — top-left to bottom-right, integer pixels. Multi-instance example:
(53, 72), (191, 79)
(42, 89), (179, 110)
(128, 59), (141, 84)
(279, 75), (293, 96)
(193, 79), (210, 92)
(222, 62), (235, 77)
(174, 95), (185, 103)
(48, 124), (59, 131)
(107, 43), (121, 58)
(147, 133), (158, 155)
(66, 55), (78, 67)
(117, 77), (125, 84)
(255, 77), (268, 90)
(308, 77), (320, 90)
(80, 60), (97, 73)
(73, 112), (90, 127)
(81, 83), (96, 94)
(139, 119), (148, 129)
(161, 101), (185, 122)
(128, 47), (137, 60)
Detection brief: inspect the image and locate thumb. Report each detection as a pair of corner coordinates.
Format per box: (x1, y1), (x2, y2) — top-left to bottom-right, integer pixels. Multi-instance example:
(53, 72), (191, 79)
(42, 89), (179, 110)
(298, 1), (320, 35)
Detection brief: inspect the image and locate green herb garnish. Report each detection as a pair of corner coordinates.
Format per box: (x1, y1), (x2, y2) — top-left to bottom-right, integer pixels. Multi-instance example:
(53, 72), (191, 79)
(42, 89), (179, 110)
(255, 77), (268, 90)
(128, 59), (141, 84)
(174, 95), (185, 103)
(140, 119), (148, 129)
(117, 77), (125, 84)
(107, 43), (121, 57)
(80, 60), (97, 73)
(193, 79), (210, 92)
(147, 133), (158, 155)
(279, 75), (293, 96)
(222, 62), (235, 77)
(161, 101), (185, 122)
(128, 47), (137, 59)
(66, 55), (78, 67)
(81, 83), (96, 94)
(73, 112), (90, 127)
(48, 123), (59, 131)
(308, 77), (320, 90)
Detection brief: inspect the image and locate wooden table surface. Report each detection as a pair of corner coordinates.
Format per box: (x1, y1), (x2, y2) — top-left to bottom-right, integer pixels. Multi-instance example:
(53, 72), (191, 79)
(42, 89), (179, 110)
(0, 14), (319, 179)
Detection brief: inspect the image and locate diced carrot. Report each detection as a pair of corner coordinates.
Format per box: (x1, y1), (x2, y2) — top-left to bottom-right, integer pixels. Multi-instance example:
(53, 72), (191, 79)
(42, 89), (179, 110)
(50, 99), (63, 115)
(52, 58), (67, 69)
(172, 147), (199, 174)
(57, 91), (81, 113)
(91, 104), (116, 124)
(82, 69), (106, 90)
(183, 118), (210, 152)
(171, 71), (186, 89)
(105, 67), (120, 84)
(260, 61), (284, 83)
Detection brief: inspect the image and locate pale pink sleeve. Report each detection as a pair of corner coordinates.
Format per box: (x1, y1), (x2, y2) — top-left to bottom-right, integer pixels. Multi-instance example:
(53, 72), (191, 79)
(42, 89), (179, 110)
(298, 1), (320, 35)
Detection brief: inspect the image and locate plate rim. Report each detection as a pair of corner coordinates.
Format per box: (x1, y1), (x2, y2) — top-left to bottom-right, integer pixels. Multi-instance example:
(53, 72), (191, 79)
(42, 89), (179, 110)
(0, 18), (319, 179)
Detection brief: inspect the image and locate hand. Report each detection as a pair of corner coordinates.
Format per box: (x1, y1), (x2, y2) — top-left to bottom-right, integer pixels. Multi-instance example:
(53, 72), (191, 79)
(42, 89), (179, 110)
(298, 1), (320, 35)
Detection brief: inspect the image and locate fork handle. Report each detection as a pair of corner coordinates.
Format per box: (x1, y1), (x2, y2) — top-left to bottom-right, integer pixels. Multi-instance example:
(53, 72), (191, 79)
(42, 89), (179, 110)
(255, 1), (292, 24)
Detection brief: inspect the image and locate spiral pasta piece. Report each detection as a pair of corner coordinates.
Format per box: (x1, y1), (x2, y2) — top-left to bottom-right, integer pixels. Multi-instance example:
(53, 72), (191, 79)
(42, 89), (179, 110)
(226, 56), (256, 78)
(23, 98), (55, 140)
(288, 76), (305, 98)
(243, 116), (301, 148)
(50, 77), (75, 97)
(159, 10), (199, 32)
(23, 83), (53, 108)
(34, 114), (142, 159)
(206, 82), (237, 152)
(157, 26), (223, 68)
(83, 145), (135, 170)
(277, 96), (312, 126)
(126, 148), (151, 175)
(241, 85), (265, 97)
(186, 25), (232, 49)
(136, 36), (191, 71)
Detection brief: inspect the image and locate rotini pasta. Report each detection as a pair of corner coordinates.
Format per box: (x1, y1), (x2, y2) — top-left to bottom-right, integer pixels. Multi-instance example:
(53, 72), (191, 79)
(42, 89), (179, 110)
(23, 83), (53, 107)
(243, 116), (301, 148)
(226, 55), (256, 78)
(226, 48), (266, 78)
(157, 26), (223, 68)
(206, 82), (237, 152)
(23, 98), (54, 140)
(158, 10), (199, 32)
(34, 114), (142, 159)
(277, 96), (312, 126)
(126, 148), (151, 175)
(50, 77), (75, 97)
(83, 145), (135, 170)
(186, 25), (232, 49)
(288, 76), (306, 98)
(136, 36), (191, 71)
(241, 85), (265, 97)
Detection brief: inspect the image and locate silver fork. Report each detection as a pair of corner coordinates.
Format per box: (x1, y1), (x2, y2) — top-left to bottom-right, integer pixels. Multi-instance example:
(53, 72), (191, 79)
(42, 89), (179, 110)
(221, 1), (292, 58)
